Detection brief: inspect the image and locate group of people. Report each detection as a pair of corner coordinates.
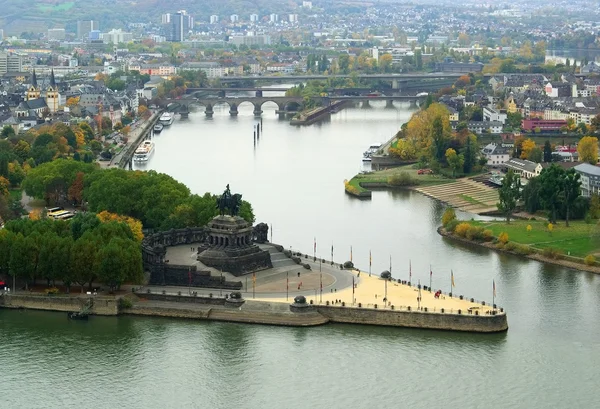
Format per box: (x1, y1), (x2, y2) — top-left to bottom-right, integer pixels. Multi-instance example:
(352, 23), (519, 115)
(434, 290), (443, 299)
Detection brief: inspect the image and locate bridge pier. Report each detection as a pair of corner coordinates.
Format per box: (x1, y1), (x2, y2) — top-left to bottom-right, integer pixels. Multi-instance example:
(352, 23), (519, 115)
(409, 100), (418, 108)
(205, 104), (214, 118)
(229, 103), (238, 116)
(392, 79), (399, 89)
(255, 90), (263, 97)
(385, 100), (395, 109)
(361, 100), (371, 109)
(253, 102), (263, 117)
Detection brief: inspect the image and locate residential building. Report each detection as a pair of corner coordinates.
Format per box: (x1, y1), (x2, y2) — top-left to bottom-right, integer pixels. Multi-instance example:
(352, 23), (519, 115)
(0, 52), (25, 75)
(289, 14), (298, 23)
(545, 82), (571, 98)
(47, 29), (66, 41)
(210, 15), (219, 24)
(483, 107), (507, 124)
(482, 143), (511, 167)
(303, 1), (313, 8)
(581, 62), (600, 74)
(167, 10), (193, 42)
(89, 30), (101, 41)
(467, 121), (503, 134)
(269, 14), (279, 23)
(230, 14), (239, 23)
(503, 158), (543, 180)
(161, 14), (171, 24)
(521, 119), (566, 132)
(250, 14), (259, 23)
(101, 29), (133, 44)
(77, 20), (99, 39)
(128, 64), (176, 77)
(574, 163), (600, 197)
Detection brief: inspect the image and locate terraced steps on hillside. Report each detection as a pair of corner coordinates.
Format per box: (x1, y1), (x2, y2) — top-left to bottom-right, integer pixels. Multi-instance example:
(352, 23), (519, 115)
(414, 178), (499, 214)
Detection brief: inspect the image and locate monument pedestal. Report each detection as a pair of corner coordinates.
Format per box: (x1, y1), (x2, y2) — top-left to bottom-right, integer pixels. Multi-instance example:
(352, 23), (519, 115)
(197, 215), (272, 276)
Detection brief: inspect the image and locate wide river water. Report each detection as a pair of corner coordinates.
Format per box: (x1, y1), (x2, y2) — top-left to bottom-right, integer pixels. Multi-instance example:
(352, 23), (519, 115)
(3, 96), (600, 409)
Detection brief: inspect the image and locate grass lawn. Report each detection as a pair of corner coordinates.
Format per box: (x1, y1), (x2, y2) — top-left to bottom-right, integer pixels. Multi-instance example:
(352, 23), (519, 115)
(459, 194), (486, 206)
(470, 219), (600, 258)
(347, 164), (455, 194)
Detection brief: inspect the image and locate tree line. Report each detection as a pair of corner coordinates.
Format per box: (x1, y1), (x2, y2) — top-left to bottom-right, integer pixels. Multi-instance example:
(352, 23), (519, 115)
(498, 165), (586, 225)
(0, 214), (143, 293)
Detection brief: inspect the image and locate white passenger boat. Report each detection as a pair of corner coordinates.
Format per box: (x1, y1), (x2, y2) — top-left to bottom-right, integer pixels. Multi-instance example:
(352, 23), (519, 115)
(133, 140), (155, 161)
(159, 112), (174, 125)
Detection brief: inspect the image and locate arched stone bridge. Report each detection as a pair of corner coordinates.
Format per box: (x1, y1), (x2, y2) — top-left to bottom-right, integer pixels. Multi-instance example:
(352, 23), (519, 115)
(167, 96), (304, 117)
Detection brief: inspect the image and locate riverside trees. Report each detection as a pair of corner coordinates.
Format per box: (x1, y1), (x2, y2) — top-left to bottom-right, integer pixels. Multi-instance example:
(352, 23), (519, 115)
(497, 169), (521, 223)
(389, 103), (480, 175)
(1, 216), (143, 292)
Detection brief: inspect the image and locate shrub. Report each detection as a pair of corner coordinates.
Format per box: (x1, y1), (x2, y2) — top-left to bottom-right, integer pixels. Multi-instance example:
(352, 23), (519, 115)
(387, 172), (417, 186)
(584, 254), (596, 266)
(514, 244), (532, 255)
(303, 263), (311, 270)
(445, 219), (460, 233)
(44, 287), (59, 295)
(495, 242), (505, 250)
(504, 242), (516, 251)
(542, 247), (563, 259)
(483, 229), (494, 241)
(442, 207), (456, 227)
(454, 222), (471, 237)
(466, 225), (485, 241)
(498, 232), (509, 244)
(119, 298), (133, 309)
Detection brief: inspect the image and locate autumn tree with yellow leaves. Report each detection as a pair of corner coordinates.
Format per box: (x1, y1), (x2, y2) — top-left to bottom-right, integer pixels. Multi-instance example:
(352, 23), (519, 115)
(96, 210), (144, 242)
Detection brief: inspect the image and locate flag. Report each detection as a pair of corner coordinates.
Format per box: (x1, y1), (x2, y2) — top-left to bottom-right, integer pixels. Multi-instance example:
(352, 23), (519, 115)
(320, 274), (323, 291)
(493, 280), (496, 297)
(252, 272), (256, 283)
(430, 266), (432, 278)
(369, 250), (372, 266)
(352, 276), (355, 297)
(314, 237), (316, 253)
(331, 244), (334, 258)
(390, 255), (392, 274)
(286, 275), (289, 292)
(409, 259), (412, 280)
(350, 246), (353, 262)
(188, 268), (192, 285)
(451, 270), (455, 287)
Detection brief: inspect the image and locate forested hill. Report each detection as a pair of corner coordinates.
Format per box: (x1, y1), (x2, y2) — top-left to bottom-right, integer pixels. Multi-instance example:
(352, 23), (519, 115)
(0, 0), (313, 36)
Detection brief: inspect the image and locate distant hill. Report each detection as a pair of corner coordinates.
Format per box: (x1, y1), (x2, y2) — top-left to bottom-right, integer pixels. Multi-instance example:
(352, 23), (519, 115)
(0, 0), (308, 35)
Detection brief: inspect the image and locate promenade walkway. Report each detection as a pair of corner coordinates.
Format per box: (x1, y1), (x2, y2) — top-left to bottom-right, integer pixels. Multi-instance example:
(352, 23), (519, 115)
(161, 243), (495, 314)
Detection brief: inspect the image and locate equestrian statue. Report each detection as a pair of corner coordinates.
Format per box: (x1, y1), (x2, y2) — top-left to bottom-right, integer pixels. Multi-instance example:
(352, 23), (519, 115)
(217, 184), (243, 216)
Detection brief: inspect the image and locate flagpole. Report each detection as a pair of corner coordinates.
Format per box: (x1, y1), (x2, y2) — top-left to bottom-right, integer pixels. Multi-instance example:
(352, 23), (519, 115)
(286, 271), (289, 301)
(493, 280), (495, 313)
(313, 237), (316, 260)
(352, 275), (355, 305)
(331, 243), (334, 265)
(384, 275), (387, 307)
(417, 279), (421, 310)
(319, 257), (322, 303)
(369, 250), (372, 277)
(350, 245), (353, 263)
(409, 259), (412, 285)
(270, 223), (272, 243)
(429, 264), (432, 291)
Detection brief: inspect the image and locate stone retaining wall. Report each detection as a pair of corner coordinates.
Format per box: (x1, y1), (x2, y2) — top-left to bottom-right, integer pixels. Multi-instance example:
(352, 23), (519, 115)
(1, 294), (119, 315)
(316, 305), (508, 333)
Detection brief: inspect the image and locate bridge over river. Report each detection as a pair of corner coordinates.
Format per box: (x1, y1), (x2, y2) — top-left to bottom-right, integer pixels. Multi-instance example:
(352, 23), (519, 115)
(166, 94), (426, 117)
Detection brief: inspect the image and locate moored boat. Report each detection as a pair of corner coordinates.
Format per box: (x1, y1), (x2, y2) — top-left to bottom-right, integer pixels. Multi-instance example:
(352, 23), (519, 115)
(159, 112), (174, 126)
(153, 123), (164, 133)
(133, 140), (155, 162)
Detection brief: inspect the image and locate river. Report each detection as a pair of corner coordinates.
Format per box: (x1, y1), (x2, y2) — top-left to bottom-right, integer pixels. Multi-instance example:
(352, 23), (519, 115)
(3, 99), (600, 409)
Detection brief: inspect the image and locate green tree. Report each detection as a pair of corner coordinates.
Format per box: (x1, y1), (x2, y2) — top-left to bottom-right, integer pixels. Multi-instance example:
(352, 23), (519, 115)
(445, 148), (464, 177)
(527, 147), (543, 163)
(539, 164), (564, 223)
(71, 233), (99, 292)
(543, 140), (553, 163)
(462, 134), (478, 174)
(522, 177), (542, 213)
(9, 234), (35, 290)
(561, 169), (581, 227)
(1, 125), (15, 138)
(497, 169), (522, 223)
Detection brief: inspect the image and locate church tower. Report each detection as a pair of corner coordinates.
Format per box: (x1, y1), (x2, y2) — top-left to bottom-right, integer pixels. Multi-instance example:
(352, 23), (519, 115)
(26, 70), (40, 101)
(46, 69), (60, 113)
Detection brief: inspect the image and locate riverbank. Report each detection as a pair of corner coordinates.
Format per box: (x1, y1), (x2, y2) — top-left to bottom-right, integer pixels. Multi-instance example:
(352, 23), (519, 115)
(0, 290), (508, 333)
(344, 164), (454, 199)
(438, 225), (600, 274)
